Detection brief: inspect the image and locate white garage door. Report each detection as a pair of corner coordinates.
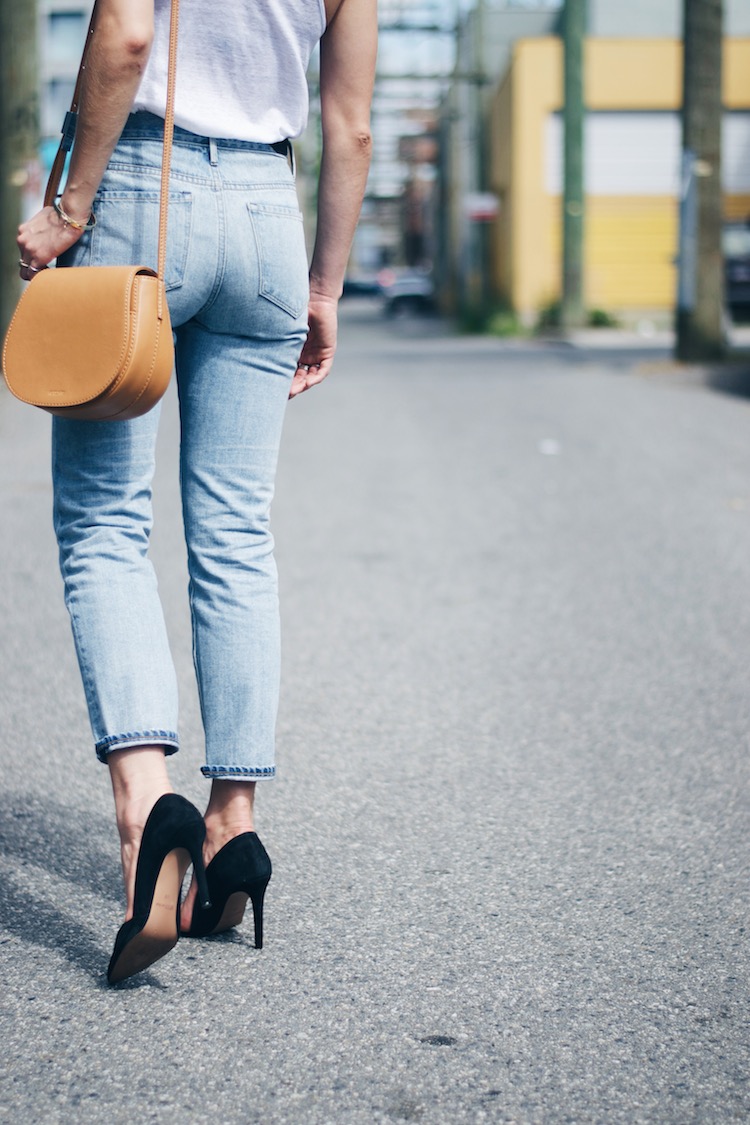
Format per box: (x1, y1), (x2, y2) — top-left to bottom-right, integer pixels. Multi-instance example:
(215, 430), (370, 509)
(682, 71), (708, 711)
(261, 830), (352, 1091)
(545, 110), (750, 195)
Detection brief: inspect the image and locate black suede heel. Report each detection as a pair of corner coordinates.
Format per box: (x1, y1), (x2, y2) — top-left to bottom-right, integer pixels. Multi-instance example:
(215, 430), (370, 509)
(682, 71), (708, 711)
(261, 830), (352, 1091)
(107, 794), (211, 985)
(183, 832), (271, 947)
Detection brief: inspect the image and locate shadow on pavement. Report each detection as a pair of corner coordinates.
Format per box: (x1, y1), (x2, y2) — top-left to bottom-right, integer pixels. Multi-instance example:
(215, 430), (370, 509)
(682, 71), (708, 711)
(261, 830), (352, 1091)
(0, 795), (165, 987)
(0, 873), (110, 985)
(0, 795), (119, 900)
(706, 362), (750, 400)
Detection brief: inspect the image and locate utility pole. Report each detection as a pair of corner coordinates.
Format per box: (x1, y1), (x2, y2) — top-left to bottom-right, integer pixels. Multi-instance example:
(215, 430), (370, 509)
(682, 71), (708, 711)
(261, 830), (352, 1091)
(676, 0), (724, 361)
(0, 0), (38, 336)
(560, 0), (586, 329)
(472, 0), (488, 320)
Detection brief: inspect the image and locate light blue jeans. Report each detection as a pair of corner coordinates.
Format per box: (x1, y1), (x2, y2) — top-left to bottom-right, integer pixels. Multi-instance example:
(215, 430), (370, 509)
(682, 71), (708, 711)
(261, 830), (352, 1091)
(52, 113), (309, 778)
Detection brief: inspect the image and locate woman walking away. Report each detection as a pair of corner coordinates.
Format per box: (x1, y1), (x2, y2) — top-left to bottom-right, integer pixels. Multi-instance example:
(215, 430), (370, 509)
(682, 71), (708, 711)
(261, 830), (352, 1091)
(16, 0), (376, 984)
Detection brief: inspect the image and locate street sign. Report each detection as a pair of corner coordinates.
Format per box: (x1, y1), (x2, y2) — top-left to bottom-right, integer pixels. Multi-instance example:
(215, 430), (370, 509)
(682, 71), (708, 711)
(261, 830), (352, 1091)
(465, 192), (499, 221)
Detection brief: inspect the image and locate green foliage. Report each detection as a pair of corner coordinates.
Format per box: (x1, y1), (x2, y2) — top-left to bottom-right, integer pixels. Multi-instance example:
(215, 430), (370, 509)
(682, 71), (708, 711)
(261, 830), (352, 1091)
(457, 307), (488, 334)
(484, 308), (525, 337)
(459, 304), (526, 337)
(534, 301), (620, 332)
(535, 300), (562, 331)
(587, 307), (620, 328)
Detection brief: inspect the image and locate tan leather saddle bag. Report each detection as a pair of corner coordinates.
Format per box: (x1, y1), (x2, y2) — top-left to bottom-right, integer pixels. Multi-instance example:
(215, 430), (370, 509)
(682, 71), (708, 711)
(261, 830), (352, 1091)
(3, 266), (173, 421)
(2, 0), (179, 422)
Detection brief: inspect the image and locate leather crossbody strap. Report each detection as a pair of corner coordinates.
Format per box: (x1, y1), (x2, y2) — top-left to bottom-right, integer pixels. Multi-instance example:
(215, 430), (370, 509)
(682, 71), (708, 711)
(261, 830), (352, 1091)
(43, 0), (180, 313)
(158, 0), (180, 289)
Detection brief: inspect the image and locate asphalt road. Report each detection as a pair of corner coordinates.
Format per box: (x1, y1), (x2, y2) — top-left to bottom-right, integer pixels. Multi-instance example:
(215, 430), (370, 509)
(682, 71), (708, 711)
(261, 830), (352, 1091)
(1, 302), (749, 1124)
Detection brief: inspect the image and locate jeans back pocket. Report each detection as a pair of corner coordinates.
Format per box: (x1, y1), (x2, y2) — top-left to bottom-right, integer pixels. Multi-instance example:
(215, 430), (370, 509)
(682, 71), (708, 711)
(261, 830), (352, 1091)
(90, 191), (193, 292)
(247, 201), (309, 319)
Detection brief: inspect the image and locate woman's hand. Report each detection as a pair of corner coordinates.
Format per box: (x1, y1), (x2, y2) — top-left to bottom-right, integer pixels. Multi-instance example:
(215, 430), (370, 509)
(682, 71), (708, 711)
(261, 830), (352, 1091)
(290, 295), (338, 398)
(17, 205), (85, 281)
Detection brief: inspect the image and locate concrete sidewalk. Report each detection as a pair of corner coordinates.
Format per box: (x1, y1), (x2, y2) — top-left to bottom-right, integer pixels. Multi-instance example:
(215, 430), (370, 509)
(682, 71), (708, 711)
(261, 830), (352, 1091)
(559, 321), (750, 352)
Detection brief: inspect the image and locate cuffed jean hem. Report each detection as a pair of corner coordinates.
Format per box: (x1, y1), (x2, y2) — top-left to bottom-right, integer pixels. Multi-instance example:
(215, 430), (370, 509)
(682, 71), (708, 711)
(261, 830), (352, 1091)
(200, 765), (275, 780)
(95, 730), (180, 764)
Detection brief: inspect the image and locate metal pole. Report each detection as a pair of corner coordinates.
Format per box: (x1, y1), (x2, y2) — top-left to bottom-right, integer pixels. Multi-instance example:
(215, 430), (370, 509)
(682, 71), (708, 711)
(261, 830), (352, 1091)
(676, 0), (724, 361)
(676, 149), (698, 315)
(463, 0), (485, 322)
(561, 0), (586, 329)
(474, 0), (490, 319)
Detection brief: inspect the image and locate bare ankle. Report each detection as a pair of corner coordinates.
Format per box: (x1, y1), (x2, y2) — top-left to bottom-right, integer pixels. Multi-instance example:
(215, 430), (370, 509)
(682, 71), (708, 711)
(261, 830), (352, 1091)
(108, 745), (173, 840)
(203, 780), (257, 851)
(204, 780), (256, 823)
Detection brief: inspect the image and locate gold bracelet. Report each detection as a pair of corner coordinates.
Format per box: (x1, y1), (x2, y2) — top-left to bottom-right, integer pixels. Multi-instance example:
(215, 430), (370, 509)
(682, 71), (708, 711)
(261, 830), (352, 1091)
(53, 198), (96, 231)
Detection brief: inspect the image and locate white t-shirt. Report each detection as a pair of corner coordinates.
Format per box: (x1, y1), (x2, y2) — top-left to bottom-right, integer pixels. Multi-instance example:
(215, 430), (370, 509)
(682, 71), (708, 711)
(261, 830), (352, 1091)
(133, 0), (327, 142)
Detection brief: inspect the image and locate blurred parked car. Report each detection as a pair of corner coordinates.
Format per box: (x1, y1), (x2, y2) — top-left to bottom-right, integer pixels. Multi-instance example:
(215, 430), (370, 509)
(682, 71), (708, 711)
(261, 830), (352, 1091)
(724, 221), (750, 321)
(378, 268), (436, 316)
(341, 272), (382, 298)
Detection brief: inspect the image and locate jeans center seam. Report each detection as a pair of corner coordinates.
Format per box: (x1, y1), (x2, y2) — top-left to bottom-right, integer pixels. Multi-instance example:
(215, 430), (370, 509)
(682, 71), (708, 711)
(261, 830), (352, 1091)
(203, 188), (227, 310)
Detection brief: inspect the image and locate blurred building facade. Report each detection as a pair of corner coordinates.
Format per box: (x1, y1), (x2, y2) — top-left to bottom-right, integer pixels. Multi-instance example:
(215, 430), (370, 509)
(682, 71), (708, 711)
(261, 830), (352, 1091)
(437, 0), (750, 323)
(35, 1), (750, 324)
(38, 1), (93, 171)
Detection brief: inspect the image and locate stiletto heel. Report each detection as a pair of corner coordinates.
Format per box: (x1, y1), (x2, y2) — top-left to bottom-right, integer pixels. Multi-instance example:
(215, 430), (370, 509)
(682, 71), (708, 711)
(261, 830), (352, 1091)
(182, 832), (271, 945)
(107, 793), (209, 985)
(248, 877), (268, 949)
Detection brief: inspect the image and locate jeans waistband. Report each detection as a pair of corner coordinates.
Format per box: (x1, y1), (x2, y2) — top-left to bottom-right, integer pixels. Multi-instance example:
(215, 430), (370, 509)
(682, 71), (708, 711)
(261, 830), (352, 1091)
(120, 112), (290, 158)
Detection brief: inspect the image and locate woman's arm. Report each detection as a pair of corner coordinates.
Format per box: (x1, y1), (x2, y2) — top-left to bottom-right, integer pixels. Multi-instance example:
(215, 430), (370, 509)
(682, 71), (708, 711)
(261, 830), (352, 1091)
(290, 0), (377, 398)
(17, 0), (154, 278)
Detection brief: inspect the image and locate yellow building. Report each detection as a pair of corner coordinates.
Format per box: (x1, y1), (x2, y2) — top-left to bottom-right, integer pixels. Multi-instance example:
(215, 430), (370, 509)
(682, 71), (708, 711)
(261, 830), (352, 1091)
(488, 37), (750, 321)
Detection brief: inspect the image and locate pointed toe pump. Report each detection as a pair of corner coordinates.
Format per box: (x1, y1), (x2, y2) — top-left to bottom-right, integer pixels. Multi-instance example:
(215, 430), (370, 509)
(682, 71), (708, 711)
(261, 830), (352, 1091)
(107, 793), (211, 985)
(183, 832), (272, 947)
